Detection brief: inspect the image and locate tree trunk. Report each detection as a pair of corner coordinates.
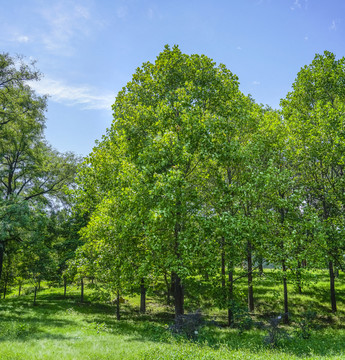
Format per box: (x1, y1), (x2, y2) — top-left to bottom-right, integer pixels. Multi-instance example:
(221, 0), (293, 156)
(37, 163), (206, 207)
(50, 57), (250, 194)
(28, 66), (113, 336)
(0, 242), (5, 281)
(227, 269), (234, 326)
(140, 278), (146, 314)
(221, 237), (226, 305)
(33, 286), (37, 305)
(18, 283), (22, 297)
(3, 271), (8, 299)
(64, 276), (67, 297)
(296, 261), (302, 294)
(247, 241), (254, 312)
(164, 272), (171, 305)
(258, 256), (264, 276)
(173, 272), (184, 317)
(282, 260), (289, 324)
(80, 277), (84, 303)
(38, 279), (41, 291)
(329, 260), (337, 312)
(116, 291), (120, 320)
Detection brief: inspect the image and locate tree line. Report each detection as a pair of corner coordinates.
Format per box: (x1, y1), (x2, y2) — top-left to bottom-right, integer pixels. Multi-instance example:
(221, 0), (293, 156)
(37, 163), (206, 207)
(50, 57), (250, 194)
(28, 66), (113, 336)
(1, 47), (345, 324)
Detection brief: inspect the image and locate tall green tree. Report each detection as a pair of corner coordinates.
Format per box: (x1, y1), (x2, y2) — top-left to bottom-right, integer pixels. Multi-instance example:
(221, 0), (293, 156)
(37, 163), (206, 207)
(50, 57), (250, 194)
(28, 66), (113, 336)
(281, 51), (345, 312)
(0, 53), (79, 280)
(75, 45), (249, 317)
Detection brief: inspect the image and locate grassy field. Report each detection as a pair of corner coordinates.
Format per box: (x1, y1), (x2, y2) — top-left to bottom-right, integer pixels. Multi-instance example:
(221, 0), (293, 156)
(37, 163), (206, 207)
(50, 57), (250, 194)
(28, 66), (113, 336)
(0, 270), (345, 359)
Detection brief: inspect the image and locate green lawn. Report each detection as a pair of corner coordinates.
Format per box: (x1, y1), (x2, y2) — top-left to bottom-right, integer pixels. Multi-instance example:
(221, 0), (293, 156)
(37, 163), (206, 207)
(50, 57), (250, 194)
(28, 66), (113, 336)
(0, 271), (345, 359)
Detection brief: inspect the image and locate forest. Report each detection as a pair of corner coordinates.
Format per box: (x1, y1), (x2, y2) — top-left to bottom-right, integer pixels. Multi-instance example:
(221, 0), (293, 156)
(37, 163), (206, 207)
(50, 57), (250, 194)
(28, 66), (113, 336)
(1, 46), (345, 359)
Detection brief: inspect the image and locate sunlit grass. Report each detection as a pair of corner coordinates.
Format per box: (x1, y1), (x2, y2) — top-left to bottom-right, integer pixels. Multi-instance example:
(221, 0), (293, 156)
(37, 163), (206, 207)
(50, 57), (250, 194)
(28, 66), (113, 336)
(0, 270), (345, 359)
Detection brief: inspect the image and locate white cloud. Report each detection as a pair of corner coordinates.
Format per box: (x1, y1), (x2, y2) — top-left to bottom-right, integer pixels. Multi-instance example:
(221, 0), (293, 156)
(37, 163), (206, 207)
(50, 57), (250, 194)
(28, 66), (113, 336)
(30, 77), (115, 111)
(236, 46), (242, 50)
(330, 20), (337, 31)
(36, 1), (100, 55)
(290, 0), (307, 10)
(252, 81), (260, 85)
(16, 35), (30, 43)
(304, 36), (309, 41)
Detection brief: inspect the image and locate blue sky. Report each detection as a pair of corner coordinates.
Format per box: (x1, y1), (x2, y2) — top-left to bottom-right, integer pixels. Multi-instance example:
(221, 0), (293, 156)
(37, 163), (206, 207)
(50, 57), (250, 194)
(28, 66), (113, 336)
(1, 0), (344, 156)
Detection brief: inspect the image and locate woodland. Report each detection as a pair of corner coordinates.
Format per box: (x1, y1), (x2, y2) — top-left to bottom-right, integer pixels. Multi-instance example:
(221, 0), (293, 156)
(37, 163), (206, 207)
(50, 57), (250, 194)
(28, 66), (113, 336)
(1, 46), (345, 359)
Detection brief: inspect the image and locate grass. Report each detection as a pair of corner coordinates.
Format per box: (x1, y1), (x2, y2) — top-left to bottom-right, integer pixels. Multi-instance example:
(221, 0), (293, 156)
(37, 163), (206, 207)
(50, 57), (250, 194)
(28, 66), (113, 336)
(0, 270), (345, 359)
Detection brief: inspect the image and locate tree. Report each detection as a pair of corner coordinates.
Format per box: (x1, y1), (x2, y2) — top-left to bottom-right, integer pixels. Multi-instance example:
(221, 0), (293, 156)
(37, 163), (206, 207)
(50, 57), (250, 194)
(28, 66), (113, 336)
(75, 45), (249, 318)
(281, 51), (345, 312)
(0, 53), (43, 128)
(0, 53), (79, 280)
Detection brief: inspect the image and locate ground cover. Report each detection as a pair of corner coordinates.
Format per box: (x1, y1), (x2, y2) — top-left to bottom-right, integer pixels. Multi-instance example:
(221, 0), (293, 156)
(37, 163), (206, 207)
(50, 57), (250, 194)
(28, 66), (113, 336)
(0, 270), (344, 359)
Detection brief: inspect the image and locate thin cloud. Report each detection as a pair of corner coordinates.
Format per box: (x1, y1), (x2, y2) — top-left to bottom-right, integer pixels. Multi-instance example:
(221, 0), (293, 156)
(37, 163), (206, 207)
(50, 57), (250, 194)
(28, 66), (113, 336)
(330, 20), (337, 31)
(36, 1), (100, 55)
(252, 81), (260, 85)
(16, 35), (30, 43)
(290, 0), (307, 10)
(30, 77), (115, 111)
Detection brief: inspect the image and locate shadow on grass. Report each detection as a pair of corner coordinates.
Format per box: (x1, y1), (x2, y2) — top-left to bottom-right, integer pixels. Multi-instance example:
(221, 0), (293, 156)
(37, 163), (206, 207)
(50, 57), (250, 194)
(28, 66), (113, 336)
(1, 291), (345, 358)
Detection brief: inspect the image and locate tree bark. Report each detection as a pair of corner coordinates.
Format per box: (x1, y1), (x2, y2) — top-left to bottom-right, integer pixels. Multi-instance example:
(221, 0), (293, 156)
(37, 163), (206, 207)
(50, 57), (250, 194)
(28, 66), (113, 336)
(296, 261), (302, 294)
(221, 237), (226, 305)
(64, 276), (67, 297)
(33, 286), (37, 305)
(282, 260), (289, 324)
(227, 269), (234, 326)
(140, 278), (146, 314)
(247, 240), (254, 312)
(258, 256), (264, 276)
(0, 242), (5, 281)
(329, 260), (337, 312)
(80, 277), (84, 303)
(3, 270), (8, 299)
(173, 272), (184, 317)
(116, 291), (120, 320)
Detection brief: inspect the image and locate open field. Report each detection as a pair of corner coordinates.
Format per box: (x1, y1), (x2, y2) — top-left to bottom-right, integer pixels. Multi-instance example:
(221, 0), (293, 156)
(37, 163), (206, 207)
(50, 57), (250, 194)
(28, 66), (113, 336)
(1, 270), (345, 360)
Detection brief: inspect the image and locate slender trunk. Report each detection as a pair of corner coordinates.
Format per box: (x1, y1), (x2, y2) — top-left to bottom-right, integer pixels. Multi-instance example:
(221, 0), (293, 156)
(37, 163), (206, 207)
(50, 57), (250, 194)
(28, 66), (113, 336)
(3, 271), (8, 299)
(80, 277), (84, 303)
(140, 278), (146, 313)
(335, 269), (339, 278)
(33, 286), (37, 305)
(116, 291), (120, 320)
(247, 241), (254, 312)
(221, 237), (226, 305)
(258, 256), (264, 276)
(164, 272), (171, 305)
(18, 283), (22, 297)
(282, 260), (289, 324)
(0, 242), (5, 281)
(329, 260), (337, 312)
(170, 272), (175, 305)
(173, 272), (184, 317)
(38, 279), (41, 291)
(227, 269), (234, 326)
(297, 261), (302, 294)
(63, 277), (67, 297)
(173, 211), (184, 317)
